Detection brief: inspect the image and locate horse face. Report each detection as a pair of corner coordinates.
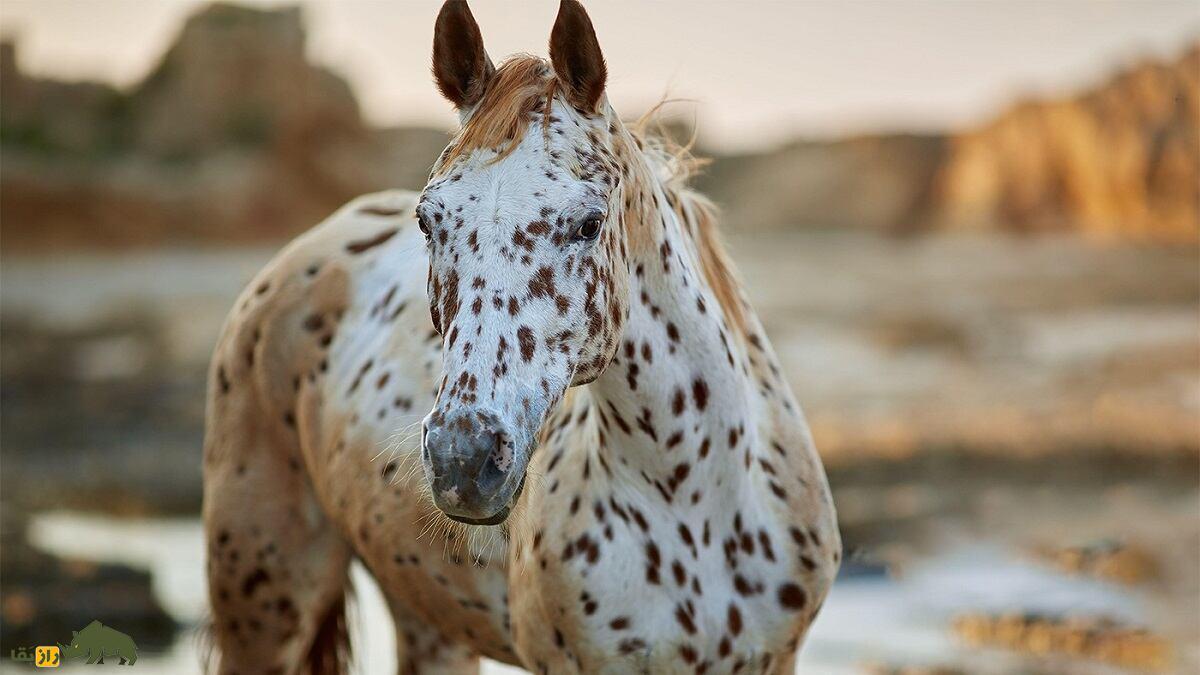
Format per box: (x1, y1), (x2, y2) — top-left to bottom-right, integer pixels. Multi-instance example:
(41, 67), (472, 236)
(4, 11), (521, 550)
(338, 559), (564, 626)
(418, 0), (625, 525)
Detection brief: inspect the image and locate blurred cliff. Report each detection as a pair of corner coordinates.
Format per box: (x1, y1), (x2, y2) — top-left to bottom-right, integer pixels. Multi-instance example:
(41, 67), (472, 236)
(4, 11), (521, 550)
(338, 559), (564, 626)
(2, 3), (1197, 250)
(928, 48), (1199, 240)
(699, 46), (1199, 241)
(0, 3), (447, 249)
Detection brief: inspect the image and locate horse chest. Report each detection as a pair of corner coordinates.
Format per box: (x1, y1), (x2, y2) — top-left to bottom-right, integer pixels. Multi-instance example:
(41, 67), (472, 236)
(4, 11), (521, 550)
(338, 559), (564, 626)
(307, 314), (523, 661)
(332, 445), (520, 662)
(510, 437), (806, 672)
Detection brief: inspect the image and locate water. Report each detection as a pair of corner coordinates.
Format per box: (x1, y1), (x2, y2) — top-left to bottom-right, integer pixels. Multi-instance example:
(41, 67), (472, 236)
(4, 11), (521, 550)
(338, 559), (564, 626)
(18, 511), (1156, 674)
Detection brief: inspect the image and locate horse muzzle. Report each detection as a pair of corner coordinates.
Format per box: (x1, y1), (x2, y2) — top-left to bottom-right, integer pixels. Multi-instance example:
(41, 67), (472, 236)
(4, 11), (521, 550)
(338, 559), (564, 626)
(421, 408), (529, 525)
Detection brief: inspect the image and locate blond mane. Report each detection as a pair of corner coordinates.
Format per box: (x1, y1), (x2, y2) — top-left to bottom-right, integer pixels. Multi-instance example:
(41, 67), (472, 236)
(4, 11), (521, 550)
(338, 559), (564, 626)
(674, 188), (749, 338)
(630, 110), (750, 338)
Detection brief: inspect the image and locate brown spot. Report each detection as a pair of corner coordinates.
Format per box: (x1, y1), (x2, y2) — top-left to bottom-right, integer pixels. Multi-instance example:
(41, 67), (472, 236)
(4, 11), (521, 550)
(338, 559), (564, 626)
(769, 482), (788, 500)
(345, 228), (399, 254)
(672, 560), (687, 586)
(671, 388), (686, 416)
(303, 314), (325, 332)
(675, 604), (697, 634)
(517, 326), (535, 362)
(733, 574), (760, 596)
(679, 644), (698, 663)
(727, 604), (743, 636)
(777, 583), (807, 610)
(359, 205), (404, 217)
(513, 229), (535, 252)
(618, 638), (647, 655)
(529, 266), (557, 298)
(691, 378), (709, 411)
(241, 568), (270, 598)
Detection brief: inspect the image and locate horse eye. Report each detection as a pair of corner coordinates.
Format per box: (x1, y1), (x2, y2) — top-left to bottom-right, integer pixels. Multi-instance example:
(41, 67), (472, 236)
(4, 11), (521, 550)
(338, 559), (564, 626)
(574, 214), (604, 241)
(416, 212), (432, 237)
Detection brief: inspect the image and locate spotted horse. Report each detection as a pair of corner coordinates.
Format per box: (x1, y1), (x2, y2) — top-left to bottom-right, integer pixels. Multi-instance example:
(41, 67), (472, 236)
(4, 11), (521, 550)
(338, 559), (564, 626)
(202, 1), (840, 673)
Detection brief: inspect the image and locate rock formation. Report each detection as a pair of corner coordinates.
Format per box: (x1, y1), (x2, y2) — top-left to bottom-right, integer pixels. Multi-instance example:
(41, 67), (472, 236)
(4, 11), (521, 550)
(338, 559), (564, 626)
(931, 45), (1199, 241)
(699, 44), (1198, 242)
(0, 2), (1195, 248)
(1, 3), (448, 249)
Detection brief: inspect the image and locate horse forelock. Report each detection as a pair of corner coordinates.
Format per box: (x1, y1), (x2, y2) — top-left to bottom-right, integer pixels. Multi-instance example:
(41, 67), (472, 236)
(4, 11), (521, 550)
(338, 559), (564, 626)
(435, 55), (557, 171)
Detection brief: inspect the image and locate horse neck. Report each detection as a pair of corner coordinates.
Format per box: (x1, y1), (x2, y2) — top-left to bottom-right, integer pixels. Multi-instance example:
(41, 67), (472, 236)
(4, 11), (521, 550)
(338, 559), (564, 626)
(583, 137), (761, 490)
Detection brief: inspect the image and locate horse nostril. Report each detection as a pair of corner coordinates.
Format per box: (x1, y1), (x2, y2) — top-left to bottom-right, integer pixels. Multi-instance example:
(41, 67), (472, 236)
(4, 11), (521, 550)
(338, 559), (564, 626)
(488, 432), (514, 473)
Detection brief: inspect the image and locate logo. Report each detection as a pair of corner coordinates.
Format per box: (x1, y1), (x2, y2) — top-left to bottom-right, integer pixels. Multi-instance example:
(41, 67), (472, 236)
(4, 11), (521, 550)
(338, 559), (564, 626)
(34, 646), (60, 669)
(8, 621), (138, 667)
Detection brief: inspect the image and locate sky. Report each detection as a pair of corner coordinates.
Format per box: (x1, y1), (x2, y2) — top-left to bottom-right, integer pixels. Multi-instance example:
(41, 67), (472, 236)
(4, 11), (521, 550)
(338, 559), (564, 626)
(1, 0), (1197, 151)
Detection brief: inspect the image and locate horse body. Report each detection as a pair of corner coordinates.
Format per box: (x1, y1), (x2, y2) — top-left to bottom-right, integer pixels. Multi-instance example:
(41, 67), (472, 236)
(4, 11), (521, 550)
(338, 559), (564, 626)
(506, 176), (840, 673)
(203, 3), (838, 673)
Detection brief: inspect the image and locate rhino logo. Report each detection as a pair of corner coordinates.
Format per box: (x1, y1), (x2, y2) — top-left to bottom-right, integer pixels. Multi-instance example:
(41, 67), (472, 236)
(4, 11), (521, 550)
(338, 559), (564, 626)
(58, 620), (138, 665)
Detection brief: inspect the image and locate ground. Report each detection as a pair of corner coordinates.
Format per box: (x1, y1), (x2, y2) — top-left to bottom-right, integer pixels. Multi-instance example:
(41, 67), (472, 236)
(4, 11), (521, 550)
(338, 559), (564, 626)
(2, 229), (1197, 672)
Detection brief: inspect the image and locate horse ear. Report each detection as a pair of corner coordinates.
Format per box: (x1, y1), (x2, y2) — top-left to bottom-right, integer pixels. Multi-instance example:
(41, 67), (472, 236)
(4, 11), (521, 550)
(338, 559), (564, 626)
(549, 0), (607, 113)
(432, 0), (494, 110)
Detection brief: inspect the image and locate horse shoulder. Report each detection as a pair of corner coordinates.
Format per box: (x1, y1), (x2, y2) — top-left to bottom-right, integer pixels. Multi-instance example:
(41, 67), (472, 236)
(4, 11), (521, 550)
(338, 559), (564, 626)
(204, 190), (423, 463)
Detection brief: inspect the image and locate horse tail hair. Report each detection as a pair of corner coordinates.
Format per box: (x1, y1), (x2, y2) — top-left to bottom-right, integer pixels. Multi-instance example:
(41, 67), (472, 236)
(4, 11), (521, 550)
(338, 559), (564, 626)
(195, 580), (355, 675)
(307, 582), (355, 675)
(195, 613), (219, 674)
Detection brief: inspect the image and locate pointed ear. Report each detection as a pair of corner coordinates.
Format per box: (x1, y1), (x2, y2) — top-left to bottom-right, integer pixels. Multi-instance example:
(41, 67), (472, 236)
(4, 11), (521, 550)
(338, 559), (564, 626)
(549, 0), (607, 113)
(432, 0), (494, 110)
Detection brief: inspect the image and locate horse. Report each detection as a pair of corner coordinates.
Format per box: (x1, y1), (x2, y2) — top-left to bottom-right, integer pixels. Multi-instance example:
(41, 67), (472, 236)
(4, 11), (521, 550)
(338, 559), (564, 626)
(202, 1), (840, 673)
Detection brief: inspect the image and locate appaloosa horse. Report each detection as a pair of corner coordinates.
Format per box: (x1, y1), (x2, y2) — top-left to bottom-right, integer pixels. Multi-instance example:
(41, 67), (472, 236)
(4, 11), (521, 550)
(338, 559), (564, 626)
(202, 2), (839, 673)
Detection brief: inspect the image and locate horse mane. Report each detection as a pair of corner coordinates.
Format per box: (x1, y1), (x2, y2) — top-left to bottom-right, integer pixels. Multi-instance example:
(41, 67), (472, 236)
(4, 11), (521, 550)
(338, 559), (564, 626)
(436, 54), (749, 337)
(674, 186), (750, 338)
(630, 109), (750, 338)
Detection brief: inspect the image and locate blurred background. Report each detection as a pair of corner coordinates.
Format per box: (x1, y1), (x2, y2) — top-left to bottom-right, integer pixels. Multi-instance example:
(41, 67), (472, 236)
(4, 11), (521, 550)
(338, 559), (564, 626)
(1, 1), (1197, 673)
